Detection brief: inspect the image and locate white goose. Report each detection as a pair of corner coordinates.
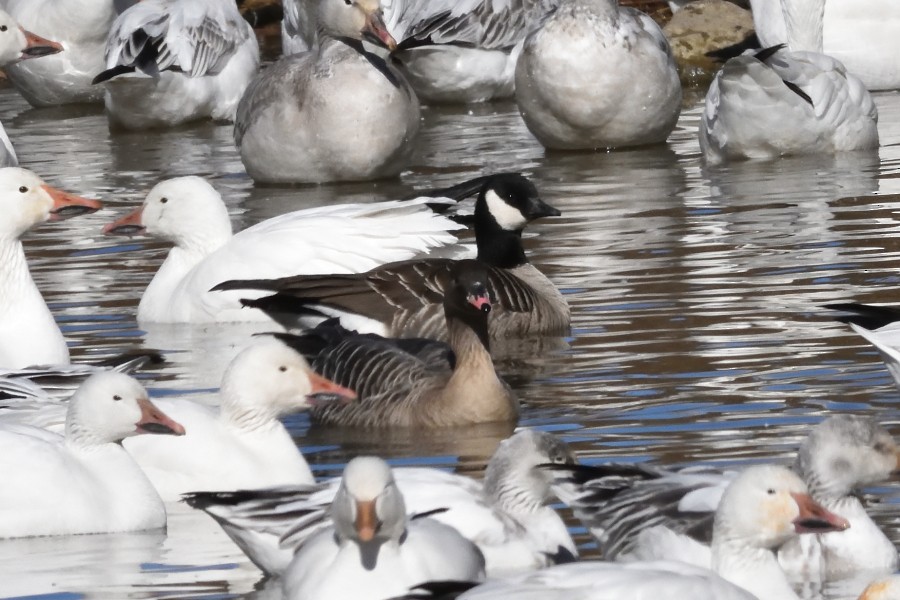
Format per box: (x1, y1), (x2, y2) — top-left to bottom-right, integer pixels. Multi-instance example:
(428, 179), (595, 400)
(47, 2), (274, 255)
(281, 456), (486, 600)
(102, 176), (464, 323)
(553, 415), (899, 581)
(0, 372), (184, 538)
(514, 0), (682, 150)
(4, 0), (135, 107)
(235, 0), (419, 184)
(122, 337), (355, 502)
(184, 429), (578, 577)
(93, 0), (261, 130)
(700, 0), (879, 164)
(754, 0), (900, 92)
(0, 168), (102, 369)
(402, 465), (849, 600)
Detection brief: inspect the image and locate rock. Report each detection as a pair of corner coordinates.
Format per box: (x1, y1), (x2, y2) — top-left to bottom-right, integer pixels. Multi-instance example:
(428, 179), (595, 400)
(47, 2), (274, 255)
(663, 0), (754, 87)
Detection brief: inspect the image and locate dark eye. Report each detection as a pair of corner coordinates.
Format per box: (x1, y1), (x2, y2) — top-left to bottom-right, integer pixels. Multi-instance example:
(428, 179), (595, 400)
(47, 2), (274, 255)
(0, 26), (8, 32)
(160, 197), (168, 204)
(279, 365), (287, 372)
(18, 186), (27, 193)
(344, 0), (352, 5)
(767, 488), (775, 495)
(875, 442), (888, 453)
(113, 395), (122, 401)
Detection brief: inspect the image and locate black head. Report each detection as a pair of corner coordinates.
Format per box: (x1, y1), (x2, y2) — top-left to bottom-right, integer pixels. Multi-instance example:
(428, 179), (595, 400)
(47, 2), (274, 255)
(443, 260), (492, 348)
(475, 173), (561, 232)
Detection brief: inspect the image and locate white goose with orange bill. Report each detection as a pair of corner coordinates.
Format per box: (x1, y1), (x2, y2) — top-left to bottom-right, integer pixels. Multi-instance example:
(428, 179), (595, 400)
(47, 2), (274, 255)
(234, 0), (420, 184)
(0, 372), (184, 538)
(0, 168), (102, 369)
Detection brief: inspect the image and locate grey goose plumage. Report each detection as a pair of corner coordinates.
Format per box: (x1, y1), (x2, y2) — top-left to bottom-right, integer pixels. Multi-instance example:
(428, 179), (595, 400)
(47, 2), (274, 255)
(213, 173), (568, 347)
(272, 259), (517, 428)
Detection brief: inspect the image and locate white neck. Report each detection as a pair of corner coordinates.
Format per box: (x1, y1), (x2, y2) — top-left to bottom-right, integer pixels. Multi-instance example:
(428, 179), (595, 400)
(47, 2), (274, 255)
(218, 377), (282, 433)
(781, 0), (824, 52)
(712, 538), (799, 600)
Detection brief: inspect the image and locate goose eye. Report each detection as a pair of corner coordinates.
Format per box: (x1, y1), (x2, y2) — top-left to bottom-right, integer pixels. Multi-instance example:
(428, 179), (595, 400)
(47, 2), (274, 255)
(874, 441), (889, 453)
(159, 197), (168, 204)
(343, 0), (352, 5)
(113, 395), (122, 401)
(0, 26), (8, 32)
(18, 186), (27, 193)
(766, 488), (776, 495)
(279, 365), (287, 372)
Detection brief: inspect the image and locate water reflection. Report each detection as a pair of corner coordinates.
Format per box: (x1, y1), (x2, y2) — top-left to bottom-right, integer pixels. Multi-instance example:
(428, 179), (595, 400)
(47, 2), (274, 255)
(2, 84), (900, 599)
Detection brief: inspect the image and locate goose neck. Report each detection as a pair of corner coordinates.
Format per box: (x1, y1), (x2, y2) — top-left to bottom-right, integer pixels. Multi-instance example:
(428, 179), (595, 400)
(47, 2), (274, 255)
(782, 0), (824, 52)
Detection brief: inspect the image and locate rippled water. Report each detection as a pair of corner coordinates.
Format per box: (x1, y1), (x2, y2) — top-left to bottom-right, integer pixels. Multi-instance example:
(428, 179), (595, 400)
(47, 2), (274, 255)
(4, 83), (900, 598)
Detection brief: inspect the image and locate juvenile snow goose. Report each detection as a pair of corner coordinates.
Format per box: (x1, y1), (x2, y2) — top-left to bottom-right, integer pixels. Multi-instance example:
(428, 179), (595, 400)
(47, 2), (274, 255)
(281, 457), (486, 600)
(514, 0), (682, 150)
(276, 260), (517, 428)
(824, 303), (900, 390)
(93, 0), (261, 130)
(398, 465), (849, 600)
(0, 168), (102, 369)
(4, 0), (134, 107)
(552, 415), (898, 580)
(235, 0), (419, 184)
(102, 176), (465, 323)
(0, 372), (184, 538)
(699, 0), (878, 164)
(214, 173), (567, 344)
(123, 336), (356, 502)
(185, 428), (578, 576)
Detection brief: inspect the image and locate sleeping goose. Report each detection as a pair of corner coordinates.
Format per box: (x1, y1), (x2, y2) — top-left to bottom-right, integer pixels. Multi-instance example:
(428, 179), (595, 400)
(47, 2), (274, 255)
(514, 0), (682, 150)
(824, 303), (900, 390)
(283, 0), (558, 104)
(213, 173), (567, 345)
(122, 336), (355, 501)
(0, 168), (102, 369)
(281, 456), (486, 600)
(185, 428), (578, 577)
(102, 176), (465, 323)
(92, 0), (261, 130)
(397, 465), (850, 600)
(699, 0), (878, 164)
(235, 0), (419, 184)
(551, 415), (899, 580)
(275, 260), (517, 428)
(0, 372), (184, 538)
(4, 0), (134, 107)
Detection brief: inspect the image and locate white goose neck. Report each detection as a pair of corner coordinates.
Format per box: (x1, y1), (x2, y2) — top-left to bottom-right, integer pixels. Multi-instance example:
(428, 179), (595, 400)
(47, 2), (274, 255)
(218, 376), (282, 433)
(712, 539), (799, 600)
(781, 0), (824, 52)
(0, 236), (32, 291)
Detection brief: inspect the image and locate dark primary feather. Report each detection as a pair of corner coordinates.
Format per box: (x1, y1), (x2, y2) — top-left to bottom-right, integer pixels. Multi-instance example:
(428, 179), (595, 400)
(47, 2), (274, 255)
(706, 32), (761, 63)
(823, 302), (900, 331)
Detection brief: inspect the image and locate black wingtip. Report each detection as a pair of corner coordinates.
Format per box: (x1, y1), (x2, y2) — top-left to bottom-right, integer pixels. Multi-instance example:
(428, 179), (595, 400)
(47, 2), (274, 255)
(92, 64), (136, 85)
(705, 32), (761, 63)
(753, 43), (787, 64)
(822, 302), (900, 330)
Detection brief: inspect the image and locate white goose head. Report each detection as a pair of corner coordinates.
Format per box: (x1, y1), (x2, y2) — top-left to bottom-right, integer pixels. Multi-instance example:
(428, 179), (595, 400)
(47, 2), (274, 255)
(219, 336), (356, 423)
(713, 464), (849, 550)
(485, 429), (575, 506)
(0, 8), (63, 67)
(64, 372), (185, 446)
(316, 0), (397, 51)
(103, 176), (233, 250)
(332, 456), (407, 545)
(796, 415), (900, 498)
(0, 168), (102, 240)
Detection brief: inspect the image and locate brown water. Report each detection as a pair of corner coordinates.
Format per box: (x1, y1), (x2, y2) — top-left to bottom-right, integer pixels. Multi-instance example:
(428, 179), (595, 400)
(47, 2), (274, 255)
(3, 84), (900, 598)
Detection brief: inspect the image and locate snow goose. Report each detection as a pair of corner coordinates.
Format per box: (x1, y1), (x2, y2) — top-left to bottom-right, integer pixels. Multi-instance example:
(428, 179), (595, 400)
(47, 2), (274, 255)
(92, 0), (260, 130)
(234, 0), (419, 184)
(552, 415), (898, 580)
(514, 0), (682, 150)
(122, 336), (355, 502)
(185, 429), (577, 577)
(276, 260), (518, 428)
(213, 173), (568, 344)
(4, 0), (135, 107)
(283, 0), (558, 104)
(0, 371), (184, 538)
(824, 303), (900, 390)
(280, 456), (485, 600)
(699, 0), (879, 164)
(102, 176), (465, 323)
(0, 168), (102, 369)
(401, 465), (850, 600)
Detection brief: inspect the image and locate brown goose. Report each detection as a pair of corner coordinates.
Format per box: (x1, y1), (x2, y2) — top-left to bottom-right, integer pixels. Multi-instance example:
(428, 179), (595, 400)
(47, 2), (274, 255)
(213, 173), (568, 344)
(274, 260), (517, 428)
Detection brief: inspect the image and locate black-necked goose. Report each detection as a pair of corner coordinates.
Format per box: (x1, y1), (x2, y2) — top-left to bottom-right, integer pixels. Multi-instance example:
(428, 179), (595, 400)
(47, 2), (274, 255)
(214, 173), (567, 344)
(274, 260), (518, 428)
(280, 456), (486, 600)
(514, 0), (682, 150)
(235, 0), (420, 184)
(92, 0), (260, 130)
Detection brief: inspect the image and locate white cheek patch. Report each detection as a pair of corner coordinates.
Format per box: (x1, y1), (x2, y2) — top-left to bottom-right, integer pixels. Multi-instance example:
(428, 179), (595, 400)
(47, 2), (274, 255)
(485, 189), (527, 230)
